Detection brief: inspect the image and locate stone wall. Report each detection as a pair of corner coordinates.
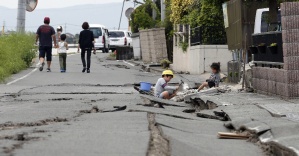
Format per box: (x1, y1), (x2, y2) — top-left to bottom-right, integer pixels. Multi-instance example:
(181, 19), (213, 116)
(252, 2), (299, 98)
(139, 28), (168, 63)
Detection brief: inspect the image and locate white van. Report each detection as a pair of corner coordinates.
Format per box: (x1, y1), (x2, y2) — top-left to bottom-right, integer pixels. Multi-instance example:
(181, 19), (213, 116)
(254, 8), (281, 34)
(89, 24), (110, 53)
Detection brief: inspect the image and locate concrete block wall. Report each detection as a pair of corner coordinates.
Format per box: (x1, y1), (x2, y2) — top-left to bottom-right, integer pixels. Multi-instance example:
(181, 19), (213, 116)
(139, 28), (168, 63)
(172, 45), (231, 74)
(252, 2), (299, 98)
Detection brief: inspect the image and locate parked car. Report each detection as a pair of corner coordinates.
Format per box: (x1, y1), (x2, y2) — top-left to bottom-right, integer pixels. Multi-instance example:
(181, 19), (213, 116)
(109, 30), (132, 52)
(89, 24), (110, 53)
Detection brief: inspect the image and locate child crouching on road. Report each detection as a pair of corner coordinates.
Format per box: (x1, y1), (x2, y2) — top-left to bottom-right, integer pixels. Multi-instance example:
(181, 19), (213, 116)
(198, 62), (221, 91)
(155, 70), (179, 99)
(58, 34), (68, 73)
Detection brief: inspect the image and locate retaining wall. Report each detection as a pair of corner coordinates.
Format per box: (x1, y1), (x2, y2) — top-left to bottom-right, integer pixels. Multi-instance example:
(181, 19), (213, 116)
(252, 2), (299, 98)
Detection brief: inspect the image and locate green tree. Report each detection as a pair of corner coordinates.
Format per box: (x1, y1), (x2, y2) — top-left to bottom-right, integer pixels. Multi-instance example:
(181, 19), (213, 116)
(130, 0), (160, 33)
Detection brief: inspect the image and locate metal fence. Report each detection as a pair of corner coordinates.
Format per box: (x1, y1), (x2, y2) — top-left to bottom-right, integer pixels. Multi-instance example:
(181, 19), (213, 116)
(190, 26), (227, 46)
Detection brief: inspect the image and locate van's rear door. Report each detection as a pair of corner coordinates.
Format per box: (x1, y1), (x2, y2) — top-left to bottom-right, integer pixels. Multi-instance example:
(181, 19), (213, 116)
(109, 31), (125, 46)
(89, 27), (103, 44)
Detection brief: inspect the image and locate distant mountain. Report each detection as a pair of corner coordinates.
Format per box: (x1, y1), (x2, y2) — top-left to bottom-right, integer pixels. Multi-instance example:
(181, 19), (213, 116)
(0, 2), (134, 34)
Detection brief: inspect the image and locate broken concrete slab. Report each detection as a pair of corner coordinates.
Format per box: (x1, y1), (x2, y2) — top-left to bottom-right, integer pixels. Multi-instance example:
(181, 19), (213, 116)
(155, 115), (264, 156)
(140, 94), (188, 108)
(187, 92), (299, 155)
(184, 88), (218, 103)
(240, 121), (271, 134)
(258, 104), (299, 117)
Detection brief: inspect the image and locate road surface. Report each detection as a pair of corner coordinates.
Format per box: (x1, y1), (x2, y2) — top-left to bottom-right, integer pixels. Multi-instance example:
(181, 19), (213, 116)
(0, 53), (264, 156)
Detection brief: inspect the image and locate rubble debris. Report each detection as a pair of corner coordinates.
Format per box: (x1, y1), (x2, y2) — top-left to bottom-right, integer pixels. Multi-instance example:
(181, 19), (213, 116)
(50, 98), (73, 101)
(103, 64), (130, 69)
(140, 95), (186, 108)
(184, 88), (218, 103)
(218, 132), (250, 139)
(196, 113), (228, 121)
(80, 106), (102, 114)
(214, 111), (229, 121)
(103, 105), (127, 113)
(171, 89), (199, 102)
(182, 109), (196, 113)
(154, 104), (165, 109)
(16, 133), (26, 141)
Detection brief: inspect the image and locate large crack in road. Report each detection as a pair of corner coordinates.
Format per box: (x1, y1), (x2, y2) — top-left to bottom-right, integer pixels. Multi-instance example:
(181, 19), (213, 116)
(146, 113), (170, 156)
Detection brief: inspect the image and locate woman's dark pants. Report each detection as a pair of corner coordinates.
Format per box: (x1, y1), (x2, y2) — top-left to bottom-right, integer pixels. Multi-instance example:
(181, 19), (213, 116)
(81, 48), (92, 69)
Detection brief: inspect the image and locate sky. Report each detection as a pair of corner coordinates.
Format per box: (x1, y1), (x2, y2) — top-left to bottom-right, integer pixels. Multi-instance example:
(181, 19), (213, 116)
(0, 0), (136, 34)
(0, 0), (129, 9)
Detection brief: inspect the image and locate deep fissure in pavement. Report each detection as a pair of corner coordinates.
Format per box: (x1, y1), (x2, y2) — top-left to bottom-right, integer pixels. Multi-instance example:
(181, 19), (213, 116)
(146, 113), (170, 156)
(129, 110), (195, 120)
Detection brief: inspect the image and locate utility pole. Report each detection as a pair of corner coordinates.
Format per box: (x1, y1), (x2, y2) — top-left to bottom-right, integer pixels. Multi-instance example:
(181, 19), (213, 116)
(17, 0), (26, 33)
(118, 0), (127, 30)
(2, 21), (5, 35)
(161, 0), (165, 22)
(152, 0), (157, 20)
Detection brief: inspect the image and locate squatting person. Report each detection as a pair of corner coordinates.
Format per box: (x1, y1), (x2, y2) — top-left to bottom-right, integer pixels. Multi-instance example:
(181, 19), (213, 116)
(154, 70), (179, 100)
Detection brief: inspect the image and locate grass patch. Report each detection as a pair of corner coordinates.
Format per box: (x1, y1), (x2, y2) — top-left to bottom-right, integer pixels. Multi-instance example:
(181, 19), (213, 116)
(106, 52), (117, 60)
(0, 33), (37, 82)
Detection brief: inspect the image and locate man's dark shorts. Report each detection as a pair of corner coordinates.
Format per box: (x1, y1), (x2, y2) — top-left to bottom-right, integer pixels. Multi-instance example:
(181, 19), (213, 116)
(39, 46), (52, 61)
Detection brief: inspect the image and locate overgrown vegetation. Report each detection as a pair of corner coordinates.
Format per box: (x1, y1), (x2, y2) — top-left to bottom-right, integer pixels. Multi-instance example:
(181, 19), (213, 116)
(0, 34), (37, 82)
(170, 0), (228, 45)
(179, 41), (189, 52)
(130, 0), (160, 33)
(131, 0), (174, 61)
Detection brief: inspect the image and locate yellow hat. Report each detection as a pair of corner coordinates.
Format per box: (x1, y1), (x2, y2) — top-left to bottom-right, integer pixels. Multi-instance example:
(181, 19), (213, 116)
(162, 70), (174, 76)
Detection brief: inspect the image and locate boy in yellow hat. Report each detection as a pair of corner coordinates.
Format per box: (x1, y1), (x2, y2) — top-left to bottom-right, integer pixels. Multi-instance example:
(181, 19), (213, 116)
(154, 70), (178, 99)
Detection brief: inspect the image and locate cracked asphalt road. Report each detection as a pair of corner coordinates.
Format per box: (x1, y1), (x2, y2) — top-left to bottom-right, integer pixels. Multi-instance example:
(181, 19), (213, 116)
(0, 53), (264, 156)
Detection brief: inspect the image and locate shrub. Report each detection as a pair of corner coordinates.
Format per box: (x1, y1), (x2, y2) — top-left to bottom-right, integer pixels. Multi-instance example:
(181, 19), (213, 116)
(0, 33), (37, 82)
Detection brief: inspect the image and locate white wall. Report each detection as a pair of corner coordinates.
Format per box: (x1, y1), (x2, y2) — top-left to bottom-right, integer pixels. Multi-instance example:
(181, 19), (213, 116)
(173, 45), (232, 74)
(132, 37), (141, 60)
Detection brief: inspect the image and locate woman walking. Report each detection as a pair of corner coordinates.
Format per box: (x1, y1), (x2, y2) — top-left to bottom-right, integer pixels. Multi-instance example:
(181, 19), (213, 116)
(78, 22), (96, 73)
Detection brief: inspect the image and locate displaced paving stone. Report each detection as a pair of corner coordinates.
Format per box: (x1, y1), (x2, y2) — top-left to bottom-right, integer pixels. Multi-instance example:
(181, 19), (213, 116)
(258, 104), (299, 117)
